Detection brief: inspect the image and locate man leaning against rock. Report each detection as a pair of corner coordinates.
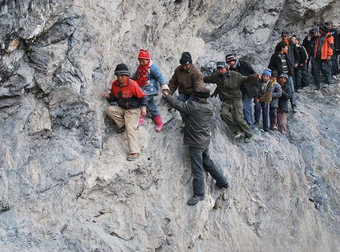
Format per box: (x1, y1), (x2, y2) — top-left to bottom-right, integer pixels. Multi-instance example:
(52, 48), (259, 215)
(100, 63), (147, 161)
(163, 52), (204, 128)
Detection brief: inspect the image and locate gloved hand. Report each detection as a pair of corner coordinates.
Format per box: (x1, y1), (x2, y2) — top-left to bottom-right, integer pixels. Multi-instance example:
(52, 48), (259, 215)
(211, 88), (218, 98)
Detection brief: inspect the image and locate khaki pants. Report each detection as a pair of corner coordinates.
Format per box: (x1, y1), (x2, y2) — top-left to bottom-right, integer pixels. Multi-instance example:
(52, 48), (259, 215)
(277, 111), (288, 136)
(220, 100), (253, 137)
(106, 106), (141, 154)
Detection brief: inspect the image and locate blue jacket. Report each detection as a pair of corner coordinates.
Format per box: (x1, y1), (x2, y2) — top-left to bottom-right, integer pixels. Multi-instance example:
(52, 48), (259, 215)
(133, 62), (167, 96)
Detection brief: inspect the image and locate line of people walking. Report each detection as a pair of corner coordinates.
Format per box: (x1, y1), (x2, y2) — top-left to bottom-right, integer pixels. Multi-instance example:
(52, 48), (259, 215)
(100, 21), (338, 205)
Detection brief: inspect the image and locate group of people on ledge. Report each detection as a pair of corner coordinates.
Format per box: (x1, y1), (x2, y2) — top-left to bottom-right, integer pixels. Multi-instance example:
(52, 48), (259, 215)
(100, 22), (338, 205)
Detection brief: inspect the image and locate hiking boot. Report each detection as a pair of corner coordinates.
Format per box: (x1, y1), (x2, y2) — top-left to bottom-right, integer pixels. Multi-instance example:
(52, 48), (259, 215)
(153, 115), (164, 132)
(234, 131), (242, 139)
(187, 195), (205, 205)
(244, 136), (253, 143)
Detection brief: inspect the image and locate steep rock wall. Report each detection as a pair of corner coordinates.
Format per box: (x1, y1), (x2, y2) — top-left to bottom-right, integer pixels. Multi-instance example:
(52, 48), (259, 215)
(0, 0), (340, 251)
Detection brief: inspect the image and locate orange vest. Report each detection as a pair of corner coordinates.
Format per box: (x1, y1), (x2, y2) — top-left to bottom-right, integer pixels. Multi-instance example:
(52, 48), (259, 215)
(314, 32), (334, 60)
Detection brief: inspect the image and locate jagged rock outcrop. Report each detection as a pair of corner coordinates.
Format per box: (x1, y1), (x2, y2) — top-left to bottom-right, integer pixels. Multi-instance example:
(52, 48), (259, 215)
(1, 0), (340, 251)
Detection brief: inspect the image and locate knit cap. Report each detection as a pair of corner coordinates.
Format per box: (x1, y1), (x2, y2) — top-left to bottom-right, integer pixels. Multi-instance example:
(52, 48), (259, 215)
(225, 54), (236, 63)
(262, 69), (272, 77)
(271, 70), (278, 77)
(179, 52), (192, 65)
(319, 25), (329, 33)
(115, 63), (129, 76)
(279, 73), (288, 80)
(194, 86), (210, 98)
(138, 49), (150, 60)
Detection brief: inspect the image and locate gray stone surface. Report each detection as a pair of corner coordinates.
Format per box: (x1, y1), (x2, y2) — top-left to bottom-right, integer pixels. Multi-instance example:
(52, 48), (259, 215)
(0, 0), (340, 251)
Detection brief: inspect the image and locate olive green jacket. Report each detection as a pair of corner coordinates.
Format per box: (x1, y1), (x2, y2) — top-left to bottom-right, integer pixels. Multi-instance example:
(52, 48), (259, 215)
(203, 71), (255, 102)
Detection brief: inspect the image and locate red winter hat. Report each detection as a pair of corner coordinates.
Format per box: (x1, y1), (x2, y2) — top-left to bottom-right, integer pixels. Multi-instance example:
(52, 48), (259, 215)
(138, 49), (150, 60)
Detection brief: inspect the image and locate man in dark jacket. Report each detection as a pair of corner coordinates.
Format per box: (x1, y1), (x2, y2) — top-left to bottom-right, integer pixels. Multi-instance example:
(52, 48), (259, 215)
(268, 41), (297, 113)
(101, 63), (147, 161)
(325, 21), (339, 77)
(277, 74), (291, 136)
(275, 31), (298, 112)
(291, 36), (309, 89)
(163, 86), (229, 206)
(303, 28), (319, 75)
(225, 54), (258, 129)
(165, 52), (204, 127)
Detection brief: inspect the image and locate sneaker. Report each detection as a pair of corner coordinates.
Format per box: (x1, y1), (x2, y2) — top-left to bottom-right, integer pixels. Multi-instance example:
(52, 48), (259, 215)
(187, 195), (205, 205)
(272, 126), (278, 131)
(180, 122), (185, 128)
(127, 153), (140, 161)
(234, 131), (242, 139)
(292, 108), (297, 113)
(244, 136), (253, 143)
(332, 75), (338, 80)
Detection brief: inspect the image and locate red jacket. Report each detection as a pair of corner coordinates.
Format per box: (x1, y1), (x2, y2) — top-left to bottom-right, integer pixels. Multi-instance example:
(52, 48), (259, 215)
(109, 78), (147, 109)
(314, 32), (334, 60)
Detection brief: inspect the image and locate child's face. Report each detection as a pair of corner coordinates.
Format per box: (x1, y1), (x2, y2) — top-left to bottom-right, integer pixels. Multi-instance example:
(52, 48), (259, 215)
(271, 76), (277, 82)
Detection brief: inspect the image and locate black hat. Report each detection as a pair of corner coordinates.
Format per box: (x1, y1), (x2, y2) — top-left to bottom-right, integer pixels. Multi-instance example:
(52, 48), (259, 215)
(115, 63), (129, 76)
(281, 30), (289, 36)
(194, 86), (210, 98)
(309, 28), (318, 34)
(319, 25), (329, 33)
(179, 52), (192, 65)
(271, 70), (278, 77)
(325, 21), (333, 26)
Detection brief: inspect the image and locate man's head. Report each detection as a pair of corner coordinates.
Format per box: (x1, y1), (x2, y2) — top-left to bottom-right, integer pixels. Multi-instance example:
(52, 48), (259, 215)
(325, 21), (333, 30)
(216, 60), (228, 75)
(271, 70), (278, 81)
(290, 35), (297, 44)
(275, 41), (288, 54)
(180, 52), (192, 70)
(194, 86), (210, 100)
(281, 31), (289, 42)
(261, 69), (271, 82)
(278, 73), (288, 86)
(138, 49), (150, 67)
(319, 25), (329, 35)
(309, 28), (318, 37)
(115, 63), (129, 83)
(225, 54), (236, 67)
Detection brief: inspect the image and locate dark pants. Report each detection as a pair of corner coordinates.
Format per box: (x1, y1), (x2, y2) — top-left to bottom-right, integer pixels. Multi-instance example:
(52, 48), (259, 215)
(300, 64), (310, 87)
(314, 57), (332, 87)
(189, 146), (228, 196)
(177, 93), (195, 122)
(254, 102), (270, 130)
(331, 51), (339, 76)
(270, 107), (278, 128)
(294, 67), (302, 90)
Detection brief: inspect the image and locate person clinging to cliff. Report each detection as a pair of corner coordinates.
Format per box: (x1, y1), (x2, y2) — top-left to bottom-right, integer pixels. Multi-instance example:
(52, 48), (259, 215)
(132, 49), (169, 132)
(163, 52), (204, 128)
(203, 61), (260, 143)
(163, 86), (229, 206)
(100, 63), (147, 161)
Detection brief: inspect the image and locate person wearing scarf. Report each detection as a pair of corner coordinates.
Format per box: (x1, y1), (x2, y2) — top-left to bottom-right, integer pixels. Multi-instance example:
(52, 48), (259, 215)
(133, 49), (169, 132)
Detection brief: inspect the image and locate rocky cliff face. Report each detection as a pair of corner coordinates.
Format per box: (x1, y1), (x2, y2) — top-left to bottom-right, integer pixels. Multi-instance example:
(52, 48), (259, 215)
(1, 0), (340, 251)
